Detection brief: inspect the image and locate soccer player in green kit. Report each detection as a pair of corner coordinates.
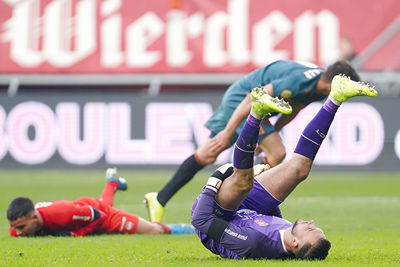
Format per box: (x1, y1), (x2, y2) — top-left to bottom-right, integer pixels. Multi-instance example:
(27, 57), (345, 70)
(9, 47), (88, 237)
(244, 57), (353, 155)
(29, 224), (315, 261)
(145, 59), (360, 222)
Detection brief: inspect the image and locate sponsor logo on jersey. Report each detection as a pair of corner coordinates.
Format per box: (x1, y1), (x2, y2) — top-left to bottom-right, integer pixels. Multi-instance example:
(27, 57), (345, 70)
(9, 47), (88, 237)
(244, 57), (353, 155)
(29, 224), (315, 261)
(224, 228), (248, 240)
(280, 90), (292, 99)
(126, 221), (134, 231)
(254, 219), (268, 226)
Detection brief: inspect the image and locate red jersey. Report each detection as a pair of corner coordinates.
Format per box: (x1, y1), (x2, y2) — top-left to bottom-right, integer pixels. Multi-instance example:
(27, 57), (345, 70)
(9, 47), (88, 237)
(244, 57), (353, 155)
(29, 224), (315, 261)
(10, 197), (139, 237)
(9, 197), (111, 237)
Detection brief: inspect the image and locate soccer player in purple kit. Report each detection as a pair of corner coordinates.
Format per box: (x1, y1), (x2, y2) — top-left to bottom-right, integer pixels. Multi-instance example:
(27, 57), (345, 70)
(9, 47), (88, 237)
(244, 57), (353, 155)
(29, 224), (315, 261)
(191, 75), (377, 260)
(144, 60), (360, 223)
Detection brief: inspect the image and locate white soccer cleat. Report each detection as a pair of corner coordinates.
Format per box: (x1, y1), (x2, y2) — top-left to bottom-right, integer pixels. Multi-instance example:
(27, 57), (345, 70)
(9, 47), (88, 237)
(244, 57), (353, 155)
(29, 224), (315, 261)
(253, 164), (271, 176)
(105, 168), (127, 191)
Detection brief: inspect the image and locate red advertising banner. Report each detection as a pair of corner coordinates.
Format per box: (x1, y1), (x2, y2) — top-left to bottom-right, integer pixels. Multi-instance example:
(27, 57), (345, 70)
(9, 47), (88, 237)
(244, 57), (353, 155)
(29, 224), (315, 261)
(0, 0), (399, 74)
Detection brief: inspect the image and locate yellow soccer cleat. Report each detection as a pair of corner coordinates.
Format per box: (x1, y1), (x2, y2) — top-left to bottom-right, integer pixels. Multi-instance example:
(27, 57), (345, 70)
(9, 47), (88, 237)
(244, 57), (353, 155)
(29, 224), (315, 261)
(144, 192), (165, 222)
(251, 87), (292, 119)
(330, 74), (378, 103)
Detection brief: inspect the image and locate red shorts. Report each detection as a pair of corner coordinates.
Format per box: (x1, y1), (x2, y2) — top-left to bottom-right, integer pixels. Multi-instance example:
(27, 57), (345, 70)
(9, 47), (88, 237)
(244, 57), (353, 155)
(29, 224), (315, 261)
(74, 197), (139, 234)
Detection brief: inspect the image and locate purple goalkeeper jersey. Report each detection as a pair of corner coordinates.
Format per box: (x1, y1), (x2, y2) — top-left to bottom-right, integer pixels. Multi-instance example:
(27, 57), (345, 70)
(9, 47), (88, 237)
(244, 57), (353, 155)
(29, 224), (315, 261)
(191, 182), (294, 260)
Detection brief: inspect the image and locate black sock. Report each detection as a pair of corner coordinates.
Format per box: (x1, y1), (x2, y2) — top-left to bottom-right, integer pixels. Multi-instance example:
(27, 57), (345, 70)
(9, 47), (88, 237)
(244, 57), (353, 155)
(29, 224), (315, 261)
(157, 154), (204, 206)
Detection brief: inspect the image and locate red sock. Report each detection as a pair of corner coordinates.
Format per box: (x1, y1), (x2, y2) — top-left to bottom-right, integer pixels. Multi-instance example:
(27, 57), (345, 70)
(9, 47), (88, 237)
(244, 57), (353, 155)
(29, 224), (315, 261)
(99, 181), (118, 206)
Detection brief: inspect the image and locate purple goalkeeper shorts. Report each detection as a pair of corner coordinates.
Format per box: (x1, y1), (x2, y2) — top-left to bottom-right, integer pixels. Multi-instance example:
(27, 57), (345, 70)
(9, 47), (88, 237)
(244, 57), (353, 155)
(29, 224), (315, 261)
(239, 179), (282, 215)
(192, 179), (282, 221)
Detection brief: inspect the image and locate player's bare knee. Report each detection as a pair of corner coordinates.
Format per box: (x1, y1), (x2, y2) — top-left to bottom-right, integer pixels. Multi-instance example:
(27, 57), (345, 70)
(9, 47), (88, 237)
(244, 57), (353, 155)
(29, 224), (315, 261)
(232, 171), (254, 194)
(195, 150), (218, 165)
(200, 155), (217, 165)
(269, 150), (286, 167)
(292, 157), (312, 182)
(264, 145), (286, 167)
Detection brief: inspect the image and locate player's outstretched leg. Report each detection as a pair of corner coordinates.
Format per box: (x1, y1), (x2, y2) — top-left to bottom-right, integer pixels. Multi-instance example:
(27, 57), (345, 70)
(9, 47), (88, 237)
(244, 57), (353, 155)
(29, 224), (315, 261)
(250, 86), (292, 119)
(100, 168), (127, 206)
(330, 74), (377, 103)
(145, 154), (204, 222)
(148, 221), (194, 234)
(233, 88), (292, 170)
(144, 192), (164, 222)
(294, 75), (378, 160)
(167, 224), (195, 234)
(216, 89), (291, 209)
(255, 76), (379, 202)
(105, 168), (127, 191)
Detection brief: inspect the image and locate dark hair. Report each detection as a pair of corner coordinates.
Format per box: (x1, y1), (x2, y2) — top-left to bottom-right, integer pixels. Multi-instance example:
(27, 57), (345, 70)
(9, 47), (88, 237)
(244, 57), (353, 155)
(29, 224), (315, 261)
(295, 238), (331, 260)
(7, 197), (35, 221)
(324, 60), (360, 82)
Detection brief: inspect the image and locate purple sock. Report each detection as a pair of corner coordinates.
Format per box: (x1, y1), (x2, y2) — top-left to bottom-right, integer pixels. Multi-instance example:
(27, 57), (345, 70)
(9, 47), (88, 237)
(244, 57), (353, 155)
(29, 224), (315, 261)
(294, 98), (339, 160)
(233, 114), (260, 169)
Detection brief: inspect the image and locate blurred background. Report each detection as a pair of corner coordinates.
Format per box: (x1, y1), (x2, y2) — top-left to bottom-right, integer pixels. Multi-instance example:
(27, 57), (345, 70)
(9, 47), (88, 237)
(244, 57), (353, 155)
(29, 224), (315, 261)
(0, 0), (399, 171)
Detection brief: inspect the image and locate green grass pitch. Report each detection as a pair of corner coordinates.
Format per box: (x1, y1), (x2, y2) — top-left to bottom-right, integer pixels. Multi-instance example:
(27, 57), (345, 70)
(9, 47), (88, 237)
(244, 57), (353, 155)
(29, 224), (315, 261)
(0, 169), (399, 266)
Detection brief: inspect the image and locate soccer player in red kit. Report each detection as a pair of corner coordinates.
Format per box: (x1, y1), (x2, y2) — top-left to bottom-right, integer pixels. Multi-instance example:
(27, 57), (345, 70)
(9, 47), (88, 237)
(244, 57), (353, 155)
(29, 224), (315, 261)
(7, 168), (193, 237)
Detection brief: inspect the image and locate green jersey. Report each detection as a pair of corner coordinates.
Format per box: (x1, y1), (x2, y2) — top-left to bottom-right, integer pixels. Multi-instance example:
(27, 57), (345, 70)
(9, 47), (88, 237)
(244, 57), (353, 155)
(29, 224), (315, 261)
(205, 60), (325, 144)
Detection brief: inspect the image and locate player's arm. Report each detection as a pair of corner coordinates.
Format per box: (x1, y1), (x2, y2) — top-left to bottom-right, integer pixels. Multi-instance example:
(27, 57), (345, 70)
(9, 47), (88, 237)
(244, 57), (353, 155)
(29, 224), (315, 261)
(209, 94), (252, 152)
(209, 82), (273, 154)
(42, 201), (108, 236)
(273, 103), (305, 132)
(70, 208), (107, 237)
(222, 93), (252, 134)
